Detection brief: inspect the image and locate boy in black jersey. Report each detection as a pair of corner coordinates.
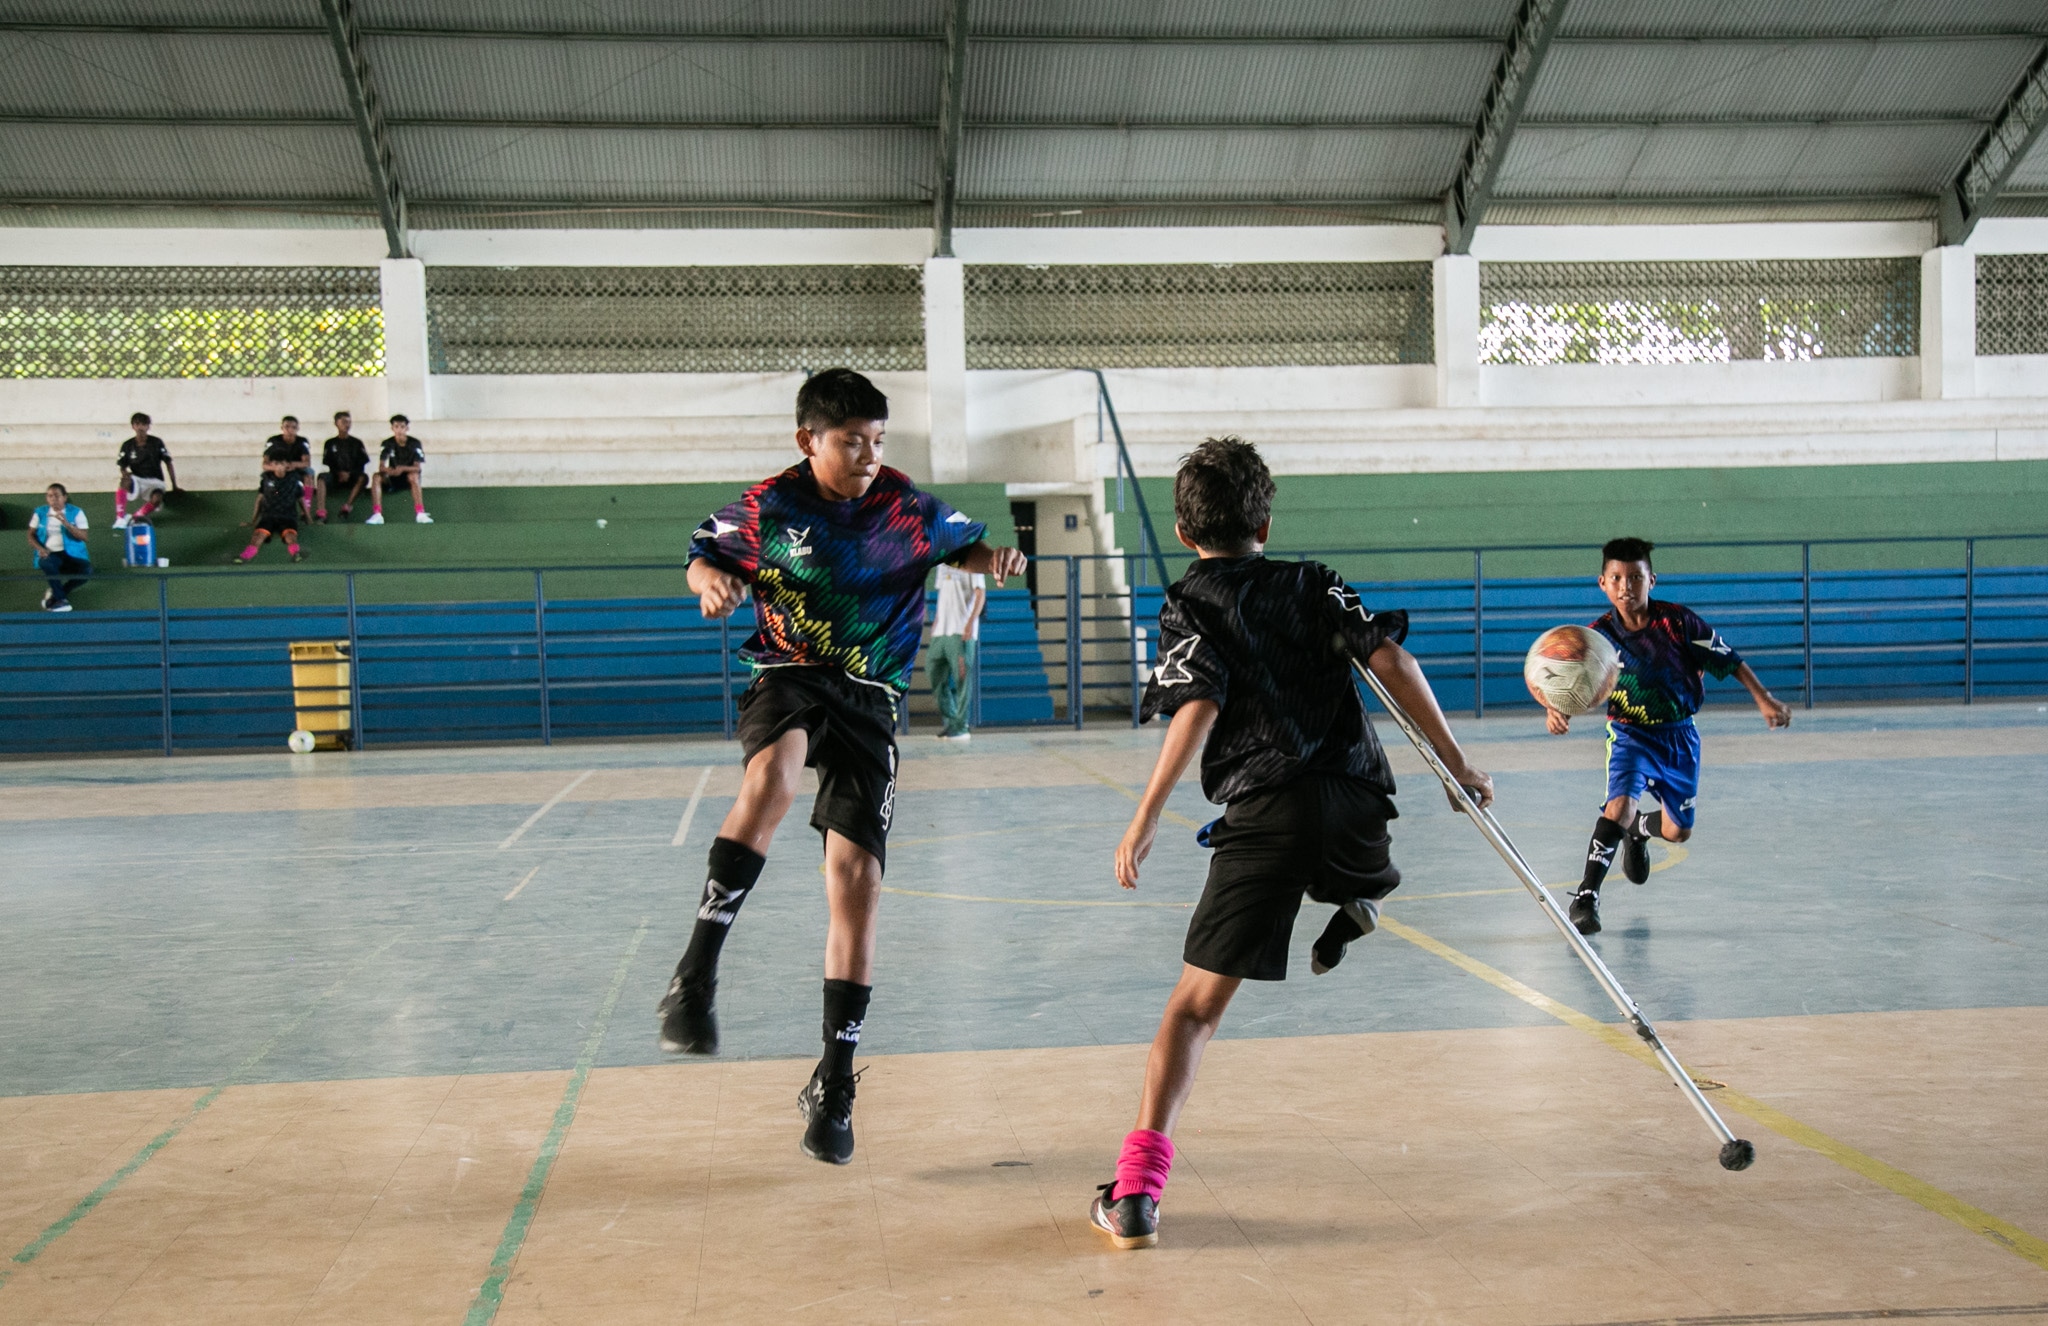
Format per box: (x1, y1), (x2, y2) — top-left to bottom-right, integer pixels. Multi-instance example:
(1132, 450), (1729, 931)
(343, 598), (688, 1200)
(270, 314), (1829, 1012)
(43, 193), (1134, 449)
(367, 415), (432, 524)
(1548, 537), (1790, 935)
(1089, 437), (1493, 1250)
(262, 416), (316, 521)
(114, 412), (178, 529)
(316, 410), (370, 522)
(235, 456), (306, 563)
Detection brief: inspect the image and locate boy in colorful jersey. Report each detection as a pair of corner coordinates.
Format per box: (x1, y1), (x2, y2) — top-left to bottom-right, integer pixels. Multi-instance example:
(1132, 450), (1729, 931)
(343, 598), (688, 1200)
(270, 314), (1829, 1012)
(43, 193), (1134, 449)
(1089, 438), (1493, 1249)
(1547, 537), (1791, 935)
(662, 367), (1026, 1165)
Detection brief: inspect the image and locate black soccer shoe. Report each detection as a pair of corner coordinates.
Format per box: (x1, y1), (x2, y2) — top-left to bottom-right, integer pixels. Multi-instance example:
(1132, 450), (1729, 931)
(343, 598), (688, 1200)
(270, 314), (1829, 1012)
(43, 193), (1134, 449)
(1568, 887), (1602, 936)
(656, 967), (718, 1055)
(1310, 897), (1380, 975)
(1090, 1181), (1159, 1249)
(798, 1067), (862, 1165)
(1621, 826), (1651, 885)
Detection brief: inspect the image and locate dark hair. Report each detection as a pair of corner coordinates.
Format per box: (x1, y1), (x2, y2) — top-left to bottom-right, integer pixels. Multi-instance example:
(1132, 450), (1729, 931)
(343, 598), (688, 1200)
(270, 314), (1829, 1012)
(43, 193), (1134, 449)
(334, 410), (351, 421)
(389, 413), (409, 424)
(1601, 537), (1655, 569)
(281, 415), (298, 425)
(1173, 436), (1275, 553)
(131, 412), (150, 425)
(47, 482), (69, 497)
(796, 368), (889, 431)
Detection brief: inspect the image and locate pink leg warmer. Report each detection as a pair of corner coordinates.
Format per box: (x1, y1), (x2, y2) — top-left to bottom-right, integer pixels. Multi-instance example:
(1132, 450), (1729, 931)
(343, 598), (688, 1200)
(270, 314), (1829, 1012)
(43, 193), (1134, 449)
(1114, 1128), (1174, 1203)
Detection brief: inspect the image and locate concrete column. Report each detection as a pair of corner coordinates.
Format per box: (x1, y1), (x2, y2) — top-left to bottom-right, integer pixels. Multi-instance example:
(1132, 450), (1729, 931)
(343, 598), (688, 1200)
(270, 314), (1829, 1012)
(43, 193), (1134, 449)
(379, 257), (433, 419)
(1919, 246), (1976, 400)
(1433, 253), (1481, 407)
(923, 256), (969, 482)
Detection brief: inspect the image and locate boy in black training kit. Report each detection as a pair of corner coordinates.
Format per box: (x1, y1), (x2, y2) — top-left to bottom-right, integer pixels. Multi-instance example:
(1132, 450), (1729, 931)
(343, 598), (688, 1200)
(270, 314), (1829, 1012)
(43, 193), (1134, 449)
(235, 455), (306, 563)
(661, 368), (1026, 1164)
(1548, 537), (1790, 935)
(1090, 438), (1493, 1249)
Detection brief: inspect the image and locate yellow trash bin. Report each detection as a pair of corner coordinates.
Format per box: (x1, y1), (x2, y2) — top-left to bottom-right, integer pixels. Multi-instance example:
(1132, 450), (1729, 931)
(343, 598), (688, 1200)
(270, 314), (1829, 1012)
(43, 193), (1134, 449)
(289, 641), (353, 751)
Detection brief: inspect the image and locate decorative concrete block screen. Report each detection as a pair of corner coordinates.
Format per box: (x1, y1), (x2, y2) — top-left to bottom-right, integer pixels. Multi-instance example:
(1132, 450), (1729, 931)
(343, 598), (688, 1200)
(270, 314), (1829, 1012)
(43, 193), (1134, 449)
(0, 266), (383, 378)
(963, 263), (1433, 369)
(423, 266), (925, 374)
(1976, 254), (2048, 356)
(1479, 259), (1918, 365)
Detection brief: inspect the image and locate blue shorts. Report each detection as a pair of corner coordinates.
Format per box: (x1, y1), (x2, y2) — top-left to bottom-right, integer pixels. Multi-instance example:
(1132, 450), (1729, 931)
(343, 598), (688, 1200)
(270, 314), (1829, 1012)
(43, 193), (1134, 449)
(1604, 720), (1700, 830)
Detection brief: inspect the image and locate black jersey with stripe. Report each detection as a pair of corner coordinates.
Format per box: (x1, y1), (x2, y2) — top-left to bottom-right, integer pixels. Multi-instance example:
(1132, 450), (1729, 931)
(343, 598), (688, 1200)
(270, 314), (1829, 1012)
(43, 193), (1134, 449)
(1140, 554), (1408, 806)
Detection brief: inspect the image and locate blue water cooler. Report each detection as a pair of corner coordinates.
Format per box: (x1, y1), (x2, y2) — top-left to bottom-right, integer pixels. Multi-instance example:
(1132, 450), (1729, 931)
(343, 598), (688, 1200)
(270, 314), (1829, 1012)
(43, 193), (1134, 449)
(123, 522), (156, 568)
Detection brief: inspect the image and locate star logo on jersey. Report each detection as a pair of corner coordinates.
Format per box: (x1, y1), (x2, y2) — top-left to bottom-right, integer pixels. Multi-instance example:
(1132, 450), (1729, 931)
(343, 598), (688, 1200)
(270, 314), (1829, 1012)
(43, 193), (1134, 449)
(1326, 583), (1376, 622)
(944, 511), (970, 523)
(1154, 633), (1203, 687)
(785, 525), (815, 557)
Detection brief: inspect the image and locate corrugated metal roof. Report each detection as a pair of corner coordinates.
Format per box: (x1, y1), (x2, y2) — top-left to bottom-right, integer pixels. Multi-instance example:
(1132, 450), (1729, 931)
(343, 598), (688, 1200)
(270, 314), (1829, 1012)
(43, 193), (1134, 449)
(1528, 37), (2040, 121)
(0, 31), (348, 118)
(0, 123), (368, 199)
(962, 127), (1464, 201)
(969, 40), (1496, 123)
(360, 0), (943, 38)
(1500, 122), (1984, 197)
(367, 34), (939, 122)
(5, 1), (311, 24)
(396, 127), (935, 203)
(972, 0), (1516, 39)
(1561, 0), (2048, 39)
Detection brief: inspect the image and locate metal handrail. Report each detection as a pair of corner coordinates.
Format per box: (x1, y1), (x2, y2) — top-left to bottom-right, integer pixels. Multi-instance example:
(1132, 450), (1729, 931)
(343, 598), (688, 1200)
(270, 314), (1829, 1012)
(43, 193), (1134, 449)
(1074, 367), (1173, 588)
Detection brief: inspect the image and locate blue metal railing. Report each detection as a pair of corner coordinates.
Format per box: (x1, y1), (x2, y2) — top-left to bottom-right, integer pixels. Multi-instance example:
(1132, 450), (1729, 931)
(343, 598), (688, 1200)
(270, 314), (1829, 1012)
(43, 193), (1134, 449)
(3, 534), (2045, 755)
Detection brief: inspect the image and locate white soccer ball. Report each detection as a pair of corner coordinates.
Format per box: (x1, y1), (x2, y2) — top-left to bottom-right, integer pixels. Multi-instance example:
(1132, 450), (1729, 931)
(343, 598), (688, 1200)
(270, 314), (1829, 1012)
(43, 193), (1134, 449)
(288, 729), (317, 754)
(1523, 625), (1621, 716)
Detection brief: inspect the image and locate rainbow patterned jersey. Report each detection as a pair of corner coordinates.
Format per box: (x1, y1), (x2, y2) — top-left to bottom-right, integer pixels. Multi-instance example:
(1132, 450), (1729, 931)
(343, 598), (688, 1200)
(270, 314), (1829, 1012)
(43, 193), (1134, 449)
(688, 461), (986, 692)
(1593, 599), (1743, 727)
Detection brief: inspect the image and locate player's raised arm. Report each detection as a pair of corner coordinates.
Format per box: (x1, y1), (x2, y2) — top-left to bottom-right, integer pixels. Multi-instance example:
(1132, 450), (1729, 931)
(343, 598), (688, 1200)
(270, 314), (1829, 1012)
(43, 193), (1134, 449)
(952, 540), (1028, 587)
(1364, 640), (1493, 810)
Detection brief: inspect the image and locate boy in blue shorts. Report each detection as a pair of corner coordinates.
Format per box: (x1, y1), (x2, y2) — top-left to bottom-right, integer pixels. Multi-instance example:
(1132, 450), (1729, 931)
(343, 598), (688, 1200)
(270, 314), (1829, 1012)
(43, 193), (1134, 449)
(1547, 537), (1791, 935)
(1089, 438), (1493, 1249)
(662, 368), (1026, 1165)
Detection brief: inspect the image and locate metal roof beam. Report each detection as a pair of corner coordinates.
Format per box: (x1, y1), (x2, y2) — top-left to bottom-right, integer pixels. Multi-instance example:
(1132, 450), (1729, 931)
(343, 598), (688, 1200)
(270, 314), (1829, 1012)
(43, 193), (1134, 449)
(316, 0), (407, 258)
(1938, 41), (2048, 244)
(1444, 0), (1569, 255)
(933, 0), (970, 256)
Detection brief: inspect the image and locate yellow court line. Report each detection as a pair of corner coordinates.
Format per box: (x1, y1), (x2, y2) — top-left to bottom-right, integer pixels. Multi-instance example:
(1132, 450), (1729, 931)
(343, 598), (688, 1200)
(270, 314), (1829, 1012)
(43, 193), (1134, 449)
(1377, 914), (2048, 1272)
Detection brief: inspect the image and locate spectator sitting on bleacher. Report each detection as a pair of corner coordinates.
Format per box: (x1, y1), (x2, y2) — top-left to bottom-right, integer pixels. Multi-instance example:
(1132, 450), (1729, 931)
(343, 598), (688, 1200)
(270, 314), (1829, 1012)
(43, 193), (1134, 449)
(235, 456), (306, 564)
(113, 412), (178, 530)
(28, 483), (90, 613)
(263, 416), (317, 521)
(317, 410), (370, 523)
(366, 414), (432, 525)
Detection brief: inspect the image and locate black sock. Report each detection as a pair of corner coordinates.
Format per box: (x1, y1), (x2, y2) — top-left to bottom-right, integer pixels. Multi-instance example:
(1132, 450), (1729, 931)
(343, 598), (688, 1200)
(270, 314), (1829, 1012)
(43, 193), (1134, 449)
(678, 837), (765, 983)
(1633, 809), (1664, 842)
(1314, 907), (1366, 956)
(819, 979), (871, 1080)
(1581, 817), (1625, 891)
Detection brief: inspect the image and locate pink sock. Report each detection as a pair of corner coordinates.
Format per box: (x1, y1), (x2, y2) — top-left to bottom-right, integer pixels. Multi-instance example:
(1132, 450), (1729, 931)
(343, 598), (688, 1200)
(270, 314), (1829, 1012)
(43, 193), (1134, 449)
(1114, 1128), (1174, 1203)
(239, 544), (260, 561)
(115, 488), (128, 518)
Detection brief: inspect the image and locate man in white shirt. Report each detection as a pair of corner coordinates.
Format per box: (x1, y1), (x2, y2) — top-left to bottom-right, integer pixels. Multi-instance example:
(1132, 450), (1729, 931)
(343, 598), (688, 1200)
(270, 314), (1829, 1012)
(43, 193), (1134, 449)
(28, 482), (91, 612)
(926, 562), (985, 740)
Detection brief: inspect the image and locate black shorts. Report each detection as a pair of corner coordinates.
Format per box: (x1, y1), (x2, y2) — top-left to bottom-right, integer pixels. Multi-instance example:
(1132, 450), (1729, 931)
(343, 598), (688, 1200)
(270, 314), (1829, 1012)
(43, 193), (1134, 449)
(736, 665), (900, 870)
(255, 515), (298, 536)
(1183, 775), (1400, 982)
(326, 468), (363, 487)
(380, 473), (414, 493)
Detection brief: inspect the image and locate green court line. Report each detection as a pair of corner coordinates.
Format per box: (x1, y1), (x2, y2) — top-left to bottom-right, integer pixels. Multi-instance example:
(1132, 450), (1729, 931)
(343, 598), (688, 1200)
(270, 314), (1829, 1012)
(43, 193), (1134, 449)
(1, 931), (407, 1288)
(463, 918), (649, 1326)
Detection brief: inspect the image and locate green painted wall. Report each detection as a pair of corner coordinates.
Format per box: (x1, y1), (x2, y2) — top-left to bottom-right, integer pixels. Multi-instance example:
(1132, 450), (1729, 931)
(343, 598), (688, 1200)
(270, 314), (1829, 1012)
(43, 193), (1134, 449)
(1110, 460), (2048, 579)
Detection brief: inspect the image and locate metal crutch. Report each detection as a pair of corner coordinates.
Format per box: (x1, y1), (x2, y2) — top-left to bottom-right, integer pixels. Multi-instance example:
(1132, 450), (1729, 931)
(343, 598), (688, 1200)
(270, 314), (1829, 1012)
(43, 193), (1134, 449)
(1348, 653), (1757, 1171)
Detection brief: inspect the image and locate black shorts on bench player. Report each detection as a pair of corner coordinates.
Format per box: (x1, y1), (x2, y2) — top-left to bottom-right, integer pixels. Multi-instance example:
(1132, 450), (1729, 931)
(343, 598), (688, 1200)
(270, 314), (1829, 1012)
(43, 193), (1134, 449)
(659, 367), (1027, 1166)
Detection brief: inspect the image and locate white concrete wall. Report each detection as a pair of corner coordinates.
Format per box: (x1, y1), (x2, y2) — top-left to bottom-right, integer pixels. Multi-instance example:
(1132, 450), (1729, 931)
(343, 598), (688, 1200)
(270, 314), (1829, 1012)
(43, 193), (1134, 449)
(4, 221), (2047, 496)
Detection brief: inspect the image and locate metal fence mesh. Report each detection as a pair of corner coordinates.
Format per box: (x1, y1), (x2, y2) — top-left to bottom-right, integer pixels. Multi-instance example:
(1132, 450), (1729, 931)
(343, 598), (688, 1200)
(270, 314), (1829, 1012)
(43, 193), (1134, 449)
(963, 263), (1433, 369)
(424, 266), (926, 374)
(1480, 259), (1918, 364)
(1976, 254), (2048, 356)
(0, 266), (383, 379)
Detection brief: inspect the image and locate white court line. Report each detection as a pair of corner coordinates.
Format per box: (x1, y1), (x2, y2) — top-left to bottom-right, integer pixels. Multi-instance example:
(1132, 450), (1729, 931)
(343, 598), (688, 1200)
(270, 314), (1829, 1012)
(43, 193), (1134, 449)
(671, 766), (713, 848)
(504, 864), (543, 902)
(497, 770), (595, 850)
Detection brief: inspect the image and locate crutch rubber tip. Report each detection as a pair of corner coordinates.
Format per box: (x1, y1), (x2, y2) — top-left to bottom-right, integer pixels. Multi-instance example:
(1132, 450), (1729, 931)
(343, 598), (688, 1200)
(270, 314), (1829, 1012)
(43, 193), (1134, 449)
(1719, 1139), (1756, 1171)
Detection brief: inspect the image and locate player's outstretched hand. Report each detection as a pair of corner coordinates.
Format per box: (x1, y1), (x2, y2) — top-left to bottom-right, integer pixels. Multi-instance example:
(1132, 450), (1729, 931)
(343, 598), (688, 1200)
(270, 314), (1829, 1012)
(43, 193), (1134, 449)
(1760, 695), (1792, 729)
(988, 545), (1029, 587)
(694, 566), (748, 619)
(1114, 812), (1158, 890)
(1544, 707), (1570, 735)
